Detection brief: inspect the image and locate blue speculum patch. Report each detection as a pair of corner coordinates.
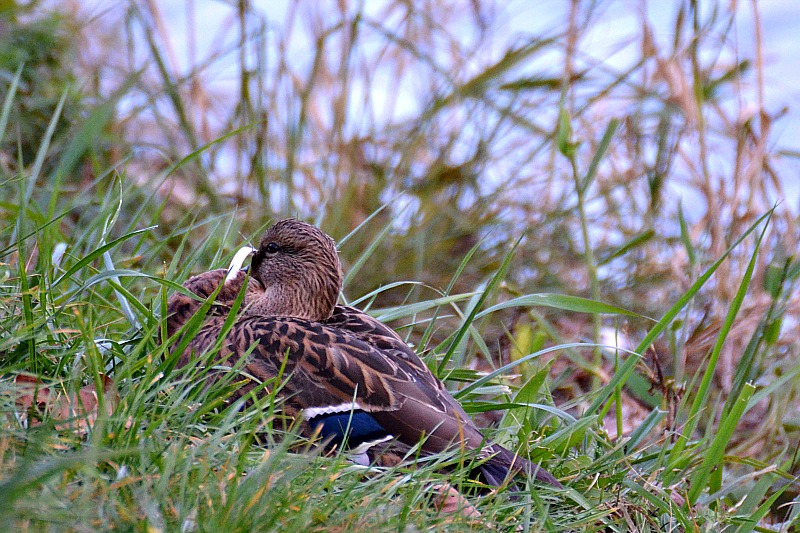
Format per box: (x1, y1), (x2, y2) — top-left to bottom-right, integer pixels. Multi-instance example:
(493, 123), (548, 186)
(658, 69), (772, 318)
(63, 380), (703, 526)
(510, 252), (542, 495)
(309, 410), (389, 448)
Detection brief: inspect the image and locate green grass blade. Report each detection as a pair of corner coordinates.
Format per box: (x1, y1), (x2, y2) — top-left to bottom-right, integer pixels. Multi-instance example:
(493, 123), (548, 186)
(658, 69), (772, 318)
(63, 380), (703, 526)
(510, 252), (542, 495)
(585, 209), (773, 417)
(342, 221), (393, 289)
(438, 236), (522, 373)
(580, 118), (618, 193)
(23, 88), (68, 207)
(669, 213), (770, 479)
(52, 226), (155, 288)
(0, 64), (23, 145)
(373, 293), (477, 322)
(476, 293), (646, 320)
(687, 383), (756, 504)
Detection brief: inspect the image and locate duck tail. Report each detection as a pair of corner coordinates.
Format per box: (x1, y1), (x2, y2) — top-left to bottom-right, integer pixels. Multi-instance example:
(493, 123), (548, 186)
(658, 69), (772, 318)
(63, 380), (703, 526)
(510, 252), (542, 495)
(480, 445), (562, 489)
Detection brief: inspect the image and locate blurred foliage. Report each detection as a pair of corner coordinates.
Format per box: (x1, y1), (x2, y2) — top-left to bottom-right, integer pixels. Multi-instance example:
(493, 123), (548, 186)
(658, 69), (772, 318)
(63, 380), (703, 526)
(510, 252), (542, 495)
(0, 1), (85, 168)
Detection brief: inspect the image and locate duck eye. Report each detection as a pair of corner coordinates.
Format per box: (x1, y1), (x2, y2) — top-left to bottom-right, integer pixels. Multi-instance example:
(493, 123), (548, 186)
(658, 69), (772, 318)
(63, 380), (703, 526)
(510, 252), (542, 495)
(265, 242), (280, 254)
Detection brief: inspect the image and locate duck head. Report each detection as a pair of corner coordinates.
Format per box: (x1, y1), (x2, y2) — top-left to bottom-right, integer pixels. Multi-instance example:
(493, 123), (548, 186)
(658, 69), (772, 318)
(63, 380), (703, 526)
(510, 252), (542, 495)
(248, 219), (342, 321)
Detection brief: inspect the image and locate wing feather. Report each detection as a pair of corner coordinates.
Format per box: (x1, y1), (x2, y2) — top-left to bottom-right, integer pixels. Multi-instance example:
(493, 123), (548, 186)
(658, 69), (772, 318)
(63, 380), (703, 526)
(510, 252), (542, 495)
(179, 314), (489, 455)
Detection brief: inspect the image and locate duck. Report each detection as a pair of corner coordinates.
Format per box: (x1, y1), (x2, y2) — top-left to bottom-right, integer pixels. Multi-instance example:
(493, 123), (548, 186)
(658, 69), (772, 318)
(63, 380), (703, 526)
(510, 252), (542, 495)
(165, 219), (561, 489)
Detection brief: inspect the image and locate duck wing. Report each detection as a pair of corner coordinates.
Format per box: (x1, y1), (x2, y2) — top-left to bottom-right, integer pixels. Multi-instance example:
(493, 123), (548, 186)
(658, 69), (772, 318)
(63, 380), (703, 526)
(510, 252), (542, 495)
(228, 315), (465, 436)
(322, 305), (485, 446)
(325, 305), (446, 389)
(177, 313), (559, 487)
(323, 306), (562, 487)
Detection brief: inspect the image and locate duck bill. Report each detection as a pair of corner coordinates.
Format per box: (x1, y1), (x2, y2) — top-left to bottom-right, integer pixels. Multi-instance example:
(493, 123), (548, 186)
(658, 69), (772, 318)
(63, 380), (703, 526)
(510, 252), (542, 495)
(225, 246), (256, 283)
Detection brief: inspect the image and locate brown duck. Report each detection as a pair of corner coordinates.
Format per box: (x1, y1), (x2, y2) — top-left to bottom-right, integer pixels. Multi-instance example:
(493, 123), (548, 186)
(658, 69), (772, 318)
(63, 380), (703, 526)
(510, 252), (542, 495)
(166, 219), (561, 488)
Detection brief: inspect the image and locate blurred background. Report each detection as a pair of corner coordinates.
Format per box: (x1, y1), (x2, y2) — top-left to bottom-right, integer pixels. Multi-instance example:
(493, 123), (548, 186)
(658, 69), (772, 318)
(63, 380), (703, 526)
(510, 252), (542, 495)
(3, 0), (800, 445)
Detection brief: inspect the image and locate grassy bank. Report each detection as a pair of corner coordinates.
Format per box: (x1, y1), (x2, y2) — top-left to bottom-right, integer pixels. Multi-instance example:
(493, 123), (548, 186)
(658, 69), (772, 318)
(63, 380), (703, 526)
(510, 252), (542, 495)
(1, 1), (799, 530)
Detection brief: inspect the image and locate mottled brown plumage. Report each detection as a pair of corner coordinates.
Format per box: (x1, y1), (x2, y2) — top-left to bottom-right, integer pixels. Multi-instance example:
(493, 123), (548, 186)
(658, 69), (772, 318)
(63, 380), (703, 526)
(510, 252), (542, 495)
(165, 219), (561, 488)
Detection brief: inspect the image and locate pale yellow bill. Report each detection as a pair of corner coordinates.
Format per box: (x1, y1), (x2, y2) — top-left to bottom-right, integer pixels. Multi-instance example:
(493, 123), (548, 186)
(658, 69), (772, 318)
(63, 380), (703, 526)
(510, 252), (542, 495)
(225, 246), (256, 283)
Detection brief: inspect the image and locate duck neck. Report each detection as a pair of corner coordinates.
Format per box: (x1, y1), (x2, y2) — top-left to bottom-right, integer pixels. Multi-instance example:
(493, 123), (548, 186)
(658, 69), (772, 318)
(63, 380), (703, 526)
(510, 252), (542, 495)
(248, 282), (337, 321)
